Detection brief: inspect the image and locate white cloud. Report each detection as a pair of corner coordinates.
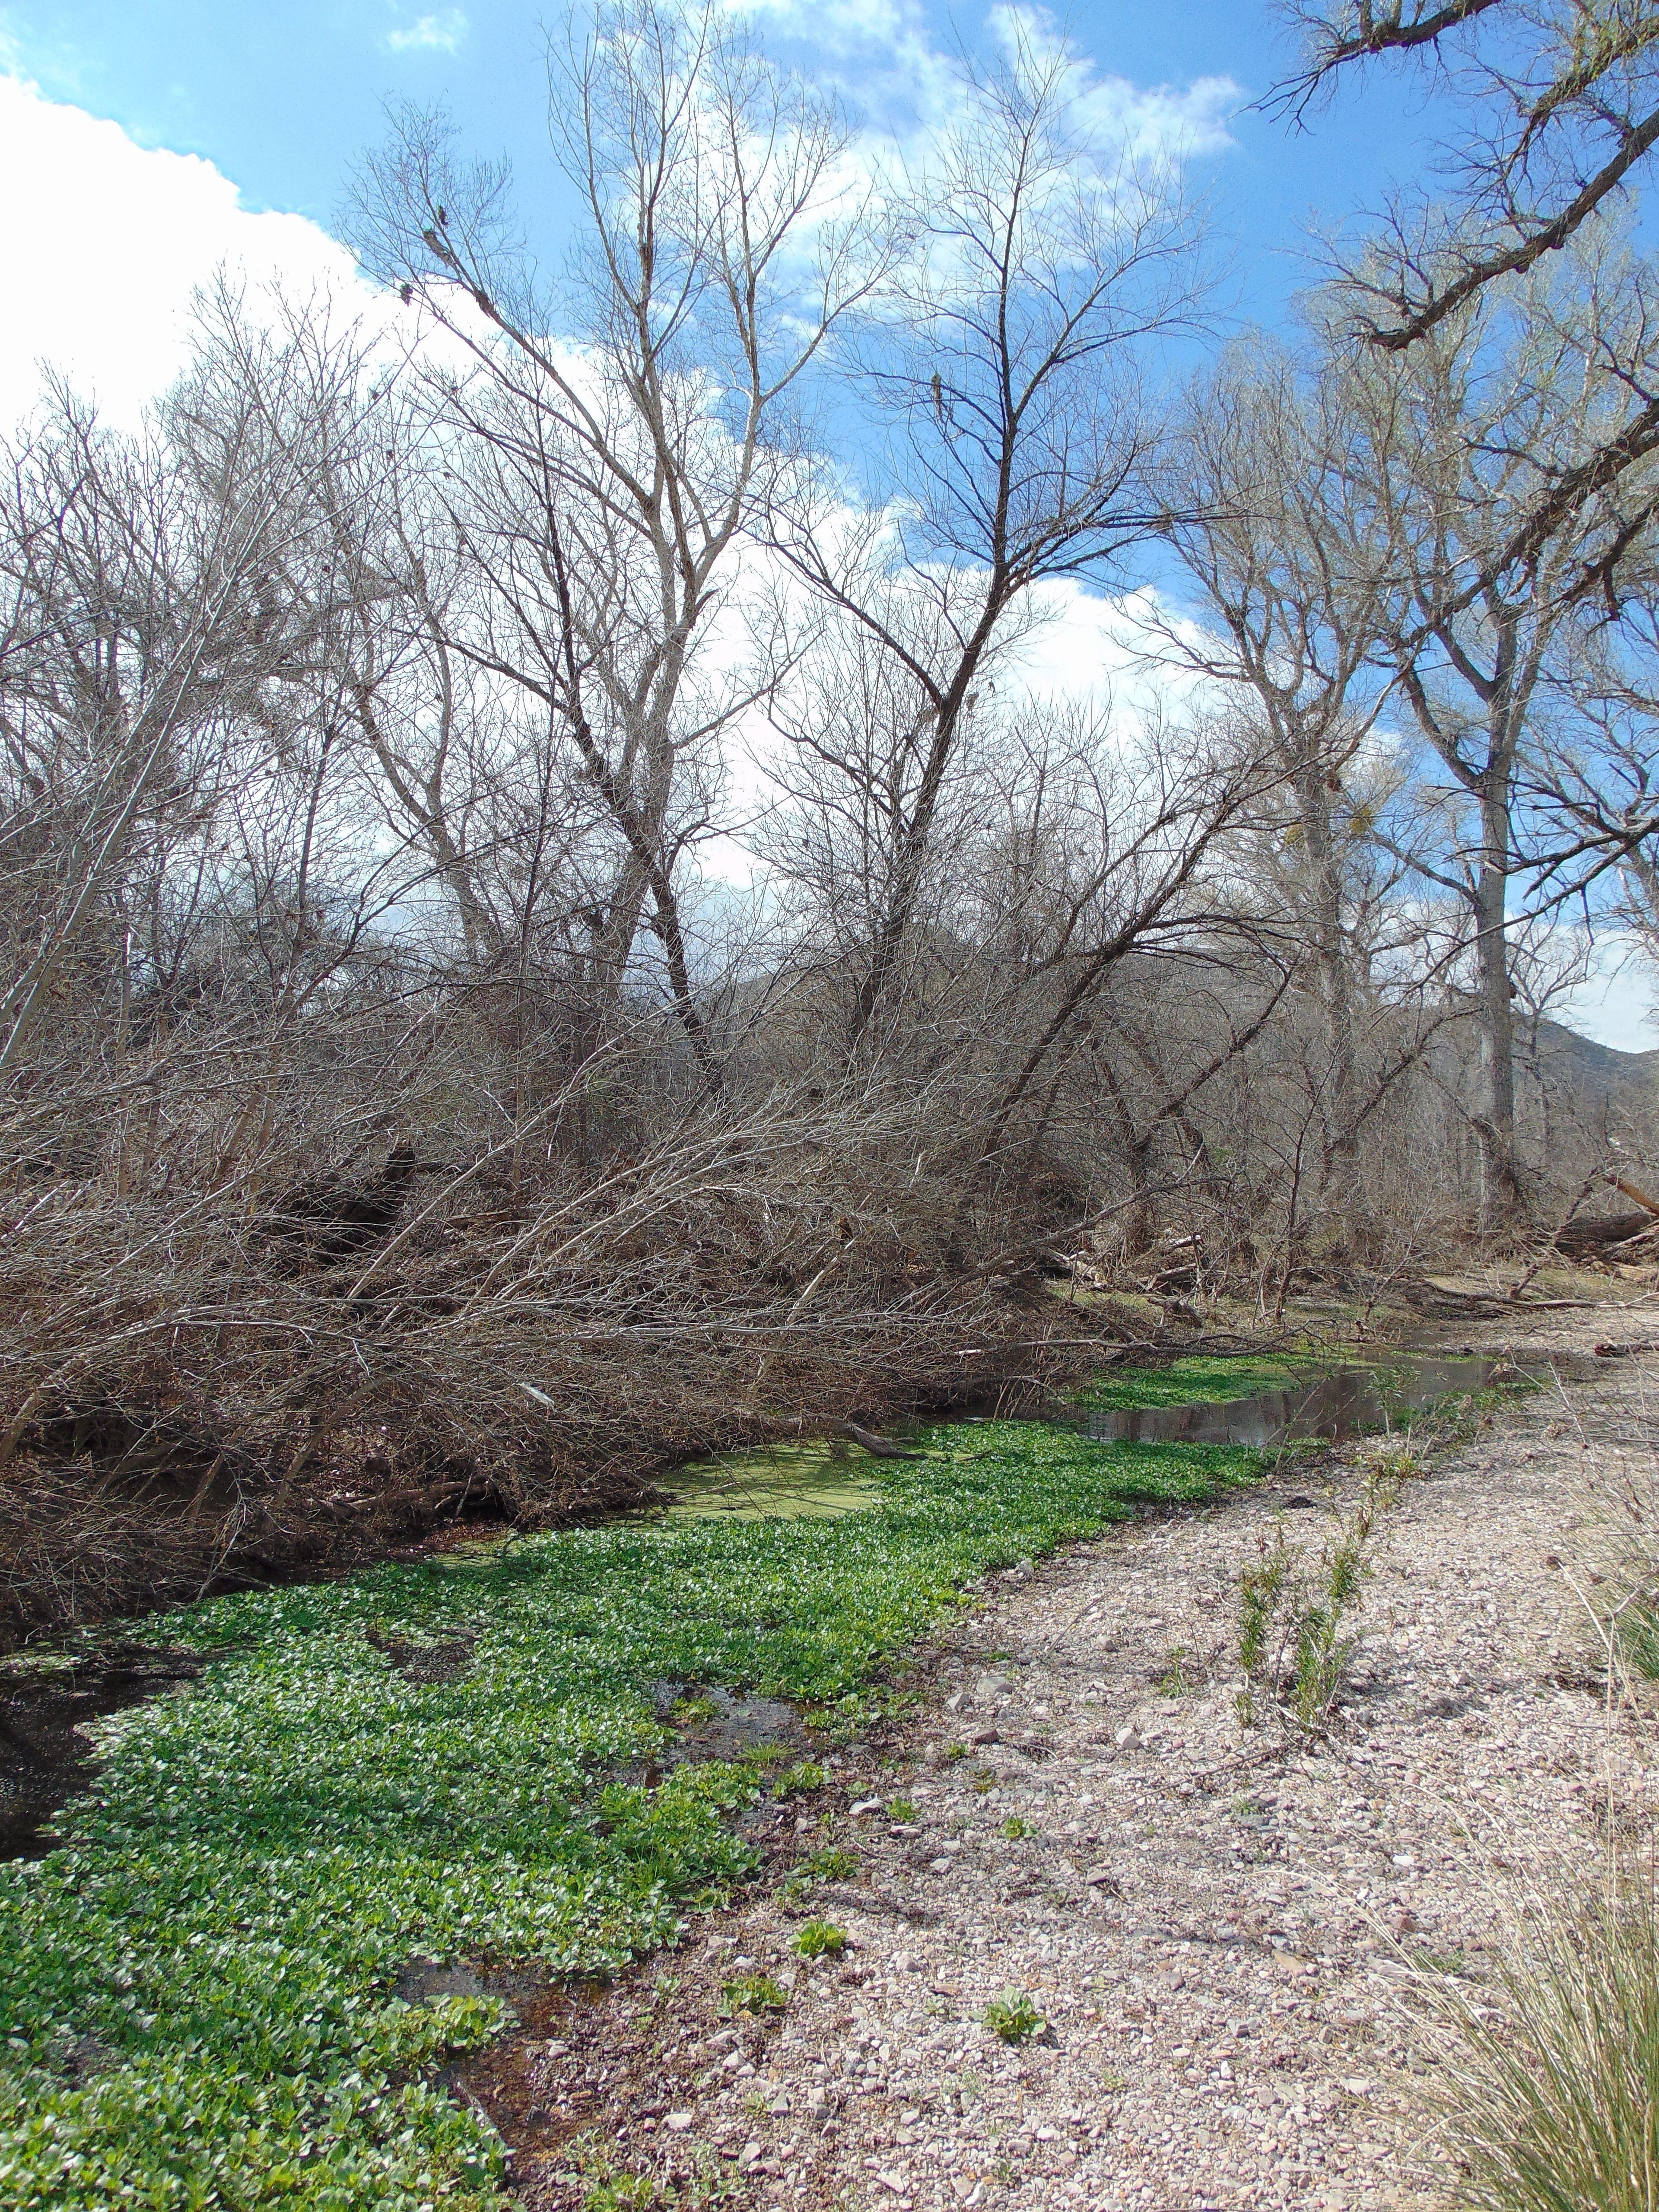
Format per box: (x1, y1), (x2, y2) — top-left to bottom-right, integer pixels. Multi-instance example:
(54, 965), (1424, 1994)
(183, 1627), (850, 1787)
(737, 0), (1238, 180)
(0, 71), (372, 434)
(385, 9), (469, 55)
(1556, 932), (1659, 1055)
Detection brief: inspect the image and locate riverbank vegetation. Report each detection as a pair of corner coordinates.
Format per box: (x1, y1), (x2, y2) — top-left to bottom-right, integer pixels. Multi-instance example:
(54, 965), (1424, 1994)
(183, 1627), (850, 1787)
(0, 1424), (1258, 2209)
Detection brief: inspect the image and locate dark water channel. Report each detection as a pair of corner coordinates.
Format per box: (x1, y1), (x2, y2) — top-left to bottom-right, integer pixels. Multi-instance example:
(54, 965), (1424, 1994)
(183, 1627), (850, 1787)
(0, 1645), (203, 1859)
(1074, 1352), (1535, 1449)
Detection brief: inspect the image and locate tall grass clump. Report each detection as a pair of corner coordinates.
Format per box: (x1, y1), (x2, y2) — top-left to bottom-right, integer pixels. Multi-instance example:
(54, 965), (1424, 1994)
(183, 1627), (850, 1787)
(1404, 1872), (1659, 2212)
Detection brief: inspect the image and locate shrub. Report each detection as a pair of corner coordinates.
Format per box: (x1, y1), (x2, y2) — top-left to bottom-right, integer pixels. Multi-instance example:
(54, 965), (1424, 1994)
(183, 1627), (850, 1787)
(1237, 1455), (1410, 1732)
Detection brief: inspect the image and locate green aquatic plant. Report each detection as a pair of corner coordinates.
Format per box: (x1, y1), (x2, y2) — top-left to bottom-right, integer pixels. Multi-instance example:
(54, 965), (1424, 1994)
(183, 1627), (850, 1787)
(0, 1422), (1258, 2208)
(1069, 1354), (1322, 1410)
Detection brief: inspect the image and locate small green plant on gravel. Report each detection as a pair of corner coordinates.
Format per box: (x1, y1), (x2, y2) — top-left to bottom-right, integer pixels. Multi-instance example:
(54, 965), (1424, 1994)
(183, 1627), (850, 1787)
(887, 1796), (917, 1821)
(585, 2172), (658, 2212)
(800, 1843), (858, 1880)
(719, 1973), (788, 2018)
(1414, 1947), (1468, 1977)
(1237, 1456), (1410, 1733)
(772, 1759), (828, 1797)
(1156, 1644), (1197, 1696)
(1099, 2067), (1127, 2094)
(1000, 1815), (1033, 1840)
(944, 1740), (967, 1761)
(793, 1919), (847, 1959)
(567, 2134), (737, 2212)
(1403, 1871), (1659, 2212)
(982, 1990), (1044, 2044)
(971, 1767), (997, 1793)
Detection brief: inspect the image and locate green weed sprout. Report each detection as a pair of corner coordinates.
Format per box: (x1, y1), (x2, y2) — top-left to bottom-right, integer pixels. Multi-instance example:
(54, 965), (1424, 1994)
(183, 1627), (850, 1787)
(887, 1796), (917, 1821)
(719, 1973), (789, 2018)
(772, 1759), (828, 1797)
(793, 1919), (847, 1959)
(801, 1843), (858, 1880)
(1000, 1815), (1032, 1840)
(982, 1990), (1044, 2044)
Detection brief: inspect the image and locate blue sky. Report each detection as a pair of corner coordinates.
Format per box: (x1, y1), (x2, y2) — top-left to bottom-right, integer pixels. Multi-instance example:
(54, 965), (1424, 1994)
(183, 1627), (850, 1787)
(0, 0), (1651, 1048)
(2, 0), (1438, 324)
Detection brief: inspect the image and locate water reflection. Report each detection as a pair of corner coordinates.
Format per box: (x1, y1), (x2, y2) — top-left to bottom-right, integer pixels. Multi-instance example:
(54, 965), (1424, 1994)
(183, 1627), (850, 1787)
(1076, 1354), (1525, 1448)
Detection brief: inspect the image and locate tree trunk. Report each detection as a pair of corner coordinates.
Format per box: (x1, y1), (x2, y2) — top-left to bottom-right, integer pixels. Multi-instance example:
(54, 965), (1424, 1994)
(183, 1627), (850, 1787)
(1470, 774), (1522, 1225)
(1293, 754), (1372, 1259)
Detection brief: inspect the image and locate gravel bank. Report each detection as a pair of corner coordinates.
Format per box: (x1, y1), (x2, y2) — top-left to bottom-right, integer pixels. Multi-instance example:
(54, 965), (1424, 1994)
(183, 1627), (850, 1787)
(505, 1314), (1659, 2212)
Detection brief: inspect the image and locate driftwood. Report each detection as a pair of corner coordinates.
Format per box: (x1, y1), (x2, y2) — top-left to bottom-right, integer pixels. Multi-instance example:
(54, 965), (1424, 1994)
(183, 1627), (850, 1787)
(842, 1422), (925, 1461)
(1554, 1210), (1656, 1254)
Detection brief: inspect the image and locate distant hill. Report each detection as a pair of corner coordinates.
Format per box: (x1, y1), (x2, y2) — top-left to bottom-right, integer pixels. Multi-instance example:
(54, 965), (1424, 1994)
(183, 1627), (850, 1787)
(1529, 1018), (1659, 1101)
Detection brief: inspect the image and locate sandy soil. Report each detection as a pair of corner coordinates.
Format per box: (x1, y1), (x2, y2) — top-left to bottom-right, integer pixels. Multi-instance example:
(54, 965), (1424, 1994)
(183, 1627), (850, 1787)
(486, 1304), (1659, 2212)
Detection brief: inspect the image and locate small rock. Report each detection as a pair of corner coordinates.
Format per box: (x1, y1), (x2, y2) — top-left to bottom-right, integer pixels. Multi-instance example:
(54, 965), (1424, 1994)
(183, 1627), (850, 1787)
(1114, 1723), (1142, 1751)
(975, 1672), (1015, 1703)
(665, 2111), (693, 2131)
(850, 1797), (883, 1816)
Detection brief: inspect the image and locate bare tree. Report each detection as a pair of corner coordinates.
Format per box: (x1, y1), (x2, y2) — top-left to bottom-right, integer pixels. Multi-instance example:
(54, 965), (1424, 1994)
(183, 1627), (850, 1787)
(765, 19), (1212, 1058)
(1156, 342), (1411, 1249)
(349, 0), (896, 1082)
(1328, 238), (1659, 1215)
(1271, 1), (1659, 343)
